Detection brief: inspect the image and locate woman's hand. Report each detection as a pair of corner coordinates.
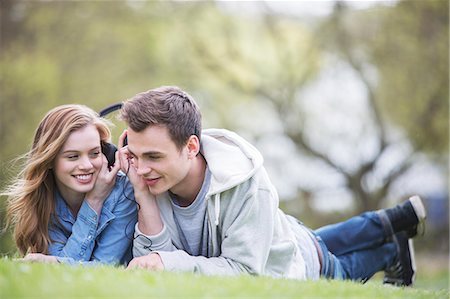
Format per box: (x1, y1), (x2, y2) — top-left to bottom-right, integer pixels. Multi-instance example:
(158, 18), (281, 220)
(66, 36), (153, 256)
(22, 253), (58, 263)
(85, 151), (121, 215)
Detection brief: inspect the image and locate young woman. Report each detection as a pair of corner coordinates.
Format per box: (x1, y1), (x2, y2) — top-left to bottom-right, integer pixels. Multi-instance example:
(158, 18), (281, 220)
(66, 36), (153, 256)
(3, 104), (137, 265)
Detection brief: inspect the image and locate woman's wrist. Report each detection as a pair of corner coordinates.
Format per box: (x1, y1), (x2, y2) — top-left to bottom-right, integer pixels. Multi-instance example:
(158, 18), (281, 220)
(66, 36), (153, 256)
(85, 198), (104, 215)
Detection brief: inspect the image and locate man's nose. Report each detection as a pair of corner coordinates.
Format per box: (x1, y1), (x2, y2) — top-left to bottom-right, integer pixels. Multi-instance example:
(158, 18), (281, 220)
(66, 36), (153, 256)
(136, 160), (151, 176)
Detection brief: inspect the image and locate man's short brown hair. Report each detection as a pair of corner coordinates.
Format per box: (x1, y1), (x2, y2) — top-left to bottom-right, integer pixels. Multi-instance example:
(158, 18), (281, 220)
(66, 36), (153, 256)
(121, 86), (202, 149)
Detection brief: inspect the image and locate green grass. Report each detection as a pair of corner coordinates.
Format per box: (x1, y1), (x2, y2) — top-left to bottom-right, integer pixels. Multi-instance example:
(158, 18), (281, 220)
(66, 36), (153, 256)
(0, 258), (448, 299)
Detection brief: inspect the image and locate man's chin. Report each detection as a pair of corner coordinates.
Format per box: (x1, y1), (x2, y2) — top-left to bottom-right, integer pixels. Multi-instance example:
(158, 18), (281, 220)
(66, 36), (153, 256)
(147, 186), (164, 197)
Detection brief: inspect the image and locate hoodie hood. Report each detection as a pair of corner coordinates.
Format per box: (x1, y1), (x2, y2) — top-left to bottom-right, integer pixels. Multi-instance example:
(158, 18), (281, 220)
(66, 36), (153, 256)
(201, 128), (264, 196)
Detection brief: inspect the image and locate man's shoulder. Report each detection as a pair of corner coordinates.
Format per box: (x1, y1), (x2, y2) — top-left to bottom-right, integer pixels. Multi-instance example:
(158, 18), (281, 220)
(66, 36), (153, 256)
(217, 167), (276, 200)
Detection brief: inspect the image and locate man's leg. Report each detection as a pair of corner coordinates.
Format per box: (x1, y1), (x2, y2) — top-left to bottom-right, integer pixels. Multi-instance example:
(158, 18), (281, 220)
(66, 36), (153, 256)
(315, 196), (426, 286)
(314, 196), (426, 256)
(318, 237), (397, 282)
(314, 211), (386, 256)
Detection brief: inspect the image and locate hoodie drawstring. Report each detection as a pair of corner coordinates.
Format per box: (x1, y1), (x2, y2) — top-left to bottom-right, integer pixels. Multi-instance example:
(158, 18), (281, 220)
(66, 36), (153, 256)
(214, 194), (220, 226)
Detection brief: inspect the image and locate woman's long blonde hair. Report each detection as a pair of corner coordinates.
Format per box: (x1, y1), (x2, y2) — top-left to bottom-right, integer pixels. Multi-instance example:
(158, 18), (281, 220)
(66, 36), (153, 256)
(3, 104), (112, 255)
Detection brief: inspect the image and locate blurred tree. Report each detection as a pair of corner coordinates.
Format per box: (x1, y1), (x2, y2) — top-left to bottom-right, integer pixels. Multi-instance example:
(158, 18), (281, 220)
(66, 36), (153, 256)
(158, 0), (448, 214)
(314, 0), (448, 211)
(373, 1), (448, 156)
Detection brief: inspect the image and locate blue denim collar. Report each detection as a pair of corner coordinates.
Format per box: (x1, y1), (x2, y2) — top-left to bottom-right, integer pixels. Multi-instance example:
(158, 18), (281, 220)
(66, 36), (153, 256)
(54, 189), (76, 224)
(54, 188), (116, 230)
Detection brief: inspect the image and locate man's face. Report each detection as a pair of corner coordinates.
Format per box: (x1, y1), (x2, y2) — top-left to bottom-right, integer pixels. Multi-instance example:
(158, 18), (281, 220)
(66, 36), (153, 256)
(127, 125), (192, 196)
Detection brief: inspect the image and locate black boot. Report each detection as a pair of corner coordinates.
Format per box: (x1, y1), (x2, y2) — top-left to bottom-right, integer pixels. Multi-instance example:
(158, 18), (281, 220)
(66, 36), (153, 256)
(384, 195), (426, 238)
(383, 231), (416, 286)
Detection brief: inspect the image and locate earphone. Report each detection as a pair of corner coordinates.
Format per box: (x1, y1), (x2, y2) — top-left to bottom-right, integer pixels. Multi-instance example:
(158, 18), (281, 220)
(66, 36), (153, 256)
(99, 103), (127, 168)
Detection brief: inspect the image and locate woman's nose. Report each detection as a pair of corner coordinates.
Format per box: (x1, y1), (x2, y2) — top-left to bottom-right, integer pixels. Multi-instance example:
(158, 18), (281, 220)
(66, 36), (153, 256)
(78, 156), (94, 170)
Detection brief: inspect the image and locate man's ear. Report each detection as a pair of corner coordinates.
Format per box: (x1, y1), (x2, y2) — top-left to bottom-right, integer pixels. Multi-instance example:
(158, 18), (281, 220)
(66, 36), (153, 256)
(186, 135), (200, 159)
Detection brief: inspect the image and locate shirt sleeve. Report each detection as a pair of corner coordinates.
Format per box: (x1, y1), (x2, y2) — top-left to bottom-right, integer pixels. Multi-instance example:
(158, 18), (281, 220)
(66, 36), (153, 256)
(48, 200), (100, 264)
(48, 178), (137, 265)
(90, 181), (137, 265)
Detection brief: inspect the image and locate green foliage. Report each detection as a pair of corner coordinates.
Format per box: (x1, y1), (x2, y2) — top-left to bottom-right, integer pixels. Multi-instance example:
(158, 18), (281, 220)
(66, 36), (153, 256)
(322, 0), (449, 155)
(307, 0), (448, 212)
(0, 1), (319, 185)
(0, 258), (447, 298)
(373, 0), (448, 155)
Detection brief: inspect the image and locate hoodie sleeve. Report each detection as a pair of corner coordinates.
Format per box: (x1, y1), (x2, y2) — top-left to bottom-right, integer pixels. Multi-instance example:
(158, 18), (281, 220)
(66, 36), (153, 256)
(134, 174), (298, 278)
(133, 223), (177, 257)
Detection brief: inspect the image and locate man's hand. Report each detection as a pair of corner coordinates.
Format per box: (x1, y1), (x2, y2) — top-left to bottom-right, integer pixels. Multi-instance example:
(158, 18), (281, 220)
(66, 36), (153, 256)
(118, 130), (149, 196)
(118, 129), (163, 236)
(22, 253), (58, 263)
(127, 253), (164, 271)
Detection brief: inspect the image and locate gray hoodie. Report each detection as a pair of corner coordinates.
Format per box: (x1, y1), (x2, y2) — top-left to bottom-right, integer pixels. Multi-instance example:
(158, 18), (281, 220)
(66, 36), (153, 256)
(133, 129), (319, 280)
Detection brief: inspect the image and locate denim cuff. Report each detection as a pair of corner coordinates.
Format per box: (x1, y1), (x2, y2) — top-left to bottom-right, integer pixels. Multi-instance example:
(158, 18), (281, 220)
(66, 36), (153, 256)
(78, 201), (100, 227)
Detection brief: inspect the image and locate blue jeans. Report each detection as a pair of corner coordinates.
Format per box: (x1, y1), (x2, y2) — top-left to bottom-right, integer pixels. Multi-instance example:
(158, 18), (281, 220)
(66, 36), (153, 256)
(313, 211), (397, 281)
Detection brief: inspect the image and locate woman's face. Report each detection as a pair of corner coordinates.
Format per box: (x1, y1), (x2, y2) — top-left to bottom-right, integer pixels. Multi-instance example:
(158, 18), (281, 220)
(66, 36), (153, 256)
(54, 124), (103, 201)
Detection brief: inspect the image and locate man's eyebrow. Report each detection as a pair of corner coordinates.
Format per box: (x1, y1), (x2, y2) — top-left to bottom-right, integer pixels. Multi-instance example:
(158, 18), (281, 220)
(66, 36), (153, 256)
(127, 148), (163, 157)
(143, 151), (164, 156)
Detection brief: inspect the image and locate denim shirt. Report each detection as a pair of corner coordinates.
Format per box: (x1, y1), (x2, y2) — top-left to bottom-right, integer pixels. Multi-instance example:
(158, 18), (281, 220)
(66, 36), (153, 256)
(48, 172), (137, 265)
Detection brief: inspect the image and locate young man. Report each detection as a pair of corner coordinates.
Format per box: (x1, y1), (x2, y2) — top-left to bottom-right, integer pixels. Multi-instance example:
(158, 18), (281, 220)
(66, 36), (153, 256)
(118, 86), (426, 286)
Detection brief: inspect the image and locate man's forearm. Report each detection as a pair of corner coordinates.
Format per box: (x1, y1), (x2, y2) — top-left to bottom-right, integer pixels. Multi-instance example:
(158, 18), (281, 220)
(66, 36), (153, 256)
(135, 191), (164, 236)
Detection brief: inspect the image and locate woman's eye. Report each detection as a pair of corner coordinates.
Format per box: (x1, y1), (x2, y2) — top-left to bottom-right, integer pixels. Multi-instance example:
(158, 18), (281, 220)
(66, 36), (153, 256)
(67, 155), (78, 160)
(89, 151), (101, 158)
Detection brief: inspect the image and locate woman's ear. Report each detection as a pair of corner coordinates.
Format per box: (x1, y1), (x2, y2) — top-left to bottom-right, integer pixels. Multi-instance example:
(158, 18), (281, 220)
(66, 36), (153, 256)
(186, 135), (200, 159)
